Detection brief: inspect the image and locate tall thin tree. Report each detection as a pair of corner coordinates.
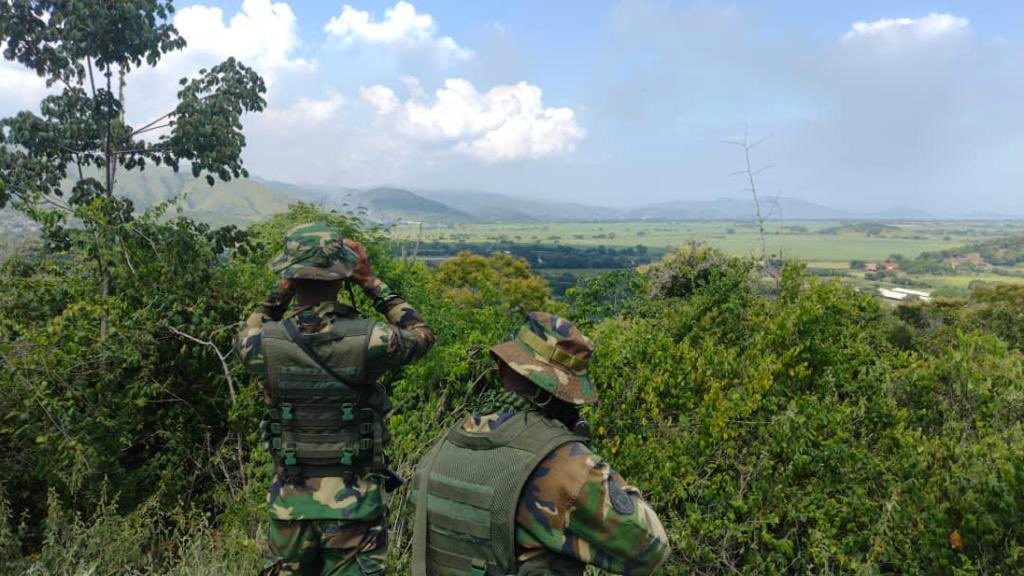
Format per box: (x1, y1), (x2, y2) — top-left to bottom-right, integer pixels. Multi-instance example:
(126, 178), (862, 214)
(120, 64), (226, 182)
(0, 0), (267, 338)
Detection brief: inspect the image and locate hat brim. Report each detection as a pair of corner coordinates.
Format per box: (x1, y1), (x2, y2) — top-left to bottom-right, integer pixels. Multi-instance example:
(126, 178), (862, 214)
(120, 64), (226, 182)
(270, 252), (352, 280)
(490, 340), (597, 405)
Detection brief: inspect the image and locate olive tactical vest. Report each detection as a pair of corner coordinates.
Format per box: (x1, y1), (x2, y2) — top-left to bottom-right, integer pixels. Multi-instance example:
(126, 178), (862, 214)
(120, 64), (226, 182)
(412, 412), (587, 576)
(260, 316), (391, 480)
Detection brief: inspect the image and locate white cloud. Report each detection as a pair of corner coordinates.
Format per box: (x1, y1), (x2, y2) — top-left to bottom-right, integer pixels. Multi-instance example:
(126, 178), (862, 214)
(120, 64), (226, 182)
(261, 94), (345, 126)
(123, 0), (314, 129)
(0, 61), (49, 114)
(360, 85), (399, 114)
(361, 78), (584, 162)
(173, 0), (314, 75)
(324, 1), (471, 61)
(842, 13), (969, 42)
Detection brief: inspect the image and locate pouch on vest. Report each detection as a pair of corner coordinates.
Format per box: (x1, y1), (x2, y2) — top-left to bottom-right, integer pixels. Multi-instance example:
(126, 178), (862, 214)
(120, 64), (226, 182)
(411, 411), (586, 576)
(261, 316), (390, 480)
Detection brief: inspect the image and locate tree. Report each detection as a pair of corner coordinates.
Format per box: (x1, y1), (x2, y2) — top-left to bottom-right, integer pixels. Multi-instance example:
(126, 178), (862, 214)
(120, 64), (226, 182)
(0, 0), (266, 337)
(432, 252), (559, 319)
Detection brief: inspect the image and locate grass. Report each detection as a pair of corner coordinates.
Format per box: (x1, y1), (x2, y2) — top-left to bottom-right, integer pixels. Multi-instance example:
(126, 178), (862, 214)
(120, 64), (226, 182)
(393, 220), (1024, 263)
(393, 220), (1024, 297)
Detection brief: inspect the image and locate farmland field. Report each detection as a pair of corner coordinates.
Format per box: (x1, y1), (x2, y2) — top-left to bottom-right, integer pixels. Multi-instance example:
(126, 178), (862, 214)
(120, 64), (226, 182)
(393, 220), (1024, 264)
(392, 220), (1024, 296)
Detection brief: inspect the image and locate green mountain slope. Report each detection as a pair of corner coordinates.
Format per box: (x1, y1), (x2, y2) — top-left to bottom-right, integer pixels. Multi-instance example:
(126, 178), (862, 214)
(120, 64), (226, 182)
(335, 187), (473, 223)
(114, 169), (295, 226)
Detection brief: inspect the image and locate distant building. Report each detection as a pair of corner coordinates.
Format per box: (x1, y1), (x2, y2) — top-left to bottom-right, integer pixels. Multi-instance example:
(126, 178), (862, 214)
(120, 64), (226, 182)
(865, 262), (878, 272)
(892, 287), (931, 302)
(878, 287), (931, 302)
(883, 261), (899, 272)
(878, 288), (908, 301)
(945, 252), (988, 270)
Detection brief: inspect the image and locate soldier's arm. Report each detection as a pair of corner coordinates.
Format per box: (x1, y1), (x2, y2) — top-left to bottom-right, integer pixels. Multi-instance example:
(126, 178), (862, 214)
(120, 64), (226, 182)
(232, 281), (292, 379)
(363, 278), (435, 376)
(233, 309), (269, 379)
(516, 442), (671, 576)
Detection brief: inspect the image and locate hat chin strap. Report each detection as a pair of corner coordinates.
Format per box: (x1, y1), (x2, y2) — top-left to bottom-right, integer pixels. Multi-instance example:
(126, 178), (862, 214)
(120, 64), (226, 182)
(527, 386), (553, 408)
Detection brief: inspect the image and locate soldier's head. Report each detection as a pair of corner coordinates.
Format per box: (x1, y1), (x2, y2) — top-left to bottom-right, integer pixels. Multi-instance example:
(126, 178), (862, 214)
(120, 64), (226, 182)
(270, 222), (358, 305)
(490, 311), (599, 411)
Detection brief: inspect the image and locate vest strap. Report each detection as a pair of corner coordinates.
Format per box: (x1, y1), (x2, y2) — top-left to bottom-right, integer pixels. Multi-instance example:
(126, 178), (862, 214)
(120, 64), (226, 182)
(283, 318), (361, 387)
(413, 442), (445, 576)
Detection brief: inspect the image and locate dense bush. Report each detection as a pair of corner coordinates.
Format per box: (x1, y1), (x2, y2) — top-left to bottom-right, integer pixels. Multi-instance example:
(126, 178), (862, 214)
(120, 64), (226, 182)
(586, 257), (1024, 574)
(2, 212), (1023, 574)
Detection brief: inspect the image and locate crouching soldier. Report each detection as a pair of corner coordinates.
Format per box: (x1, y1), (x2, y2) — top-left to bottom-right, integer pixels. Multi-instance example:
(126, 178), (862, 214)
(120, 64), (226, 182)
(411, 312), (670, 575)
(235, 222), (435, 575)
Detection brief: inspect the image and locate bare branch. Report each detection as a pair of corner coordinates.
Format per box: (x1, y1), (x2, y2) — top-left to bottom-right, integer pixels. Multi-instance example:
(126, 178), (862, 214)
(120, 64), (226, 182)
(131, 113), (175, 137)
(723, 125), (775, 263)
(167, 326), (238, 404)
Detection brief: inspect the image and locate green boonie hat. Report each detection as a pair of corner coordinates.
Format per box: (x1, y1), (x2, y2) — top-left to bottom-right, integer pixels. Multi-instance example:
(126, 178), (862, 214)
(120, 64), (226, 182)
(270, 222), (357, 281)
(490, 311), (598, 405)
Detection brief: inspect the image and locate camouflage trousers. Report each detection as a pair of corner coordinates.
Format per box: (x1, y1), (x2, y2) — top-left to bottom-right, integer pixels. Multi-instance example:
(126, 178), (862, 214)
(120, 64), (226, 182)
(263, 516), (387, 576)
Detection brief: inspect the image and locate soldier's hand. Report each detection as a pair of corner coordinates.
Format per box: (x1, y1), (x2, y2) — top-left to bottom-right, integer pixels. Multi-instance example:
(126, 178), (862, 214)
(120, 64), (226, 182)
(261, 278), (296, 320)
(275, 278), (296, 297)
(344, 239), (376, 289)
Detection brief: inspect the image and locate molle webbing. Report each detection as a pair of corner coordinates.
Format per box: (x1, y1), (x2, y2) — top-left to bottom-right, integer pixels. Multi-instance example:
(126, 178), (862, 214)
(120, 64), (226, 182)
(412, 412), (585, 576)
(261, 317), (388, 479)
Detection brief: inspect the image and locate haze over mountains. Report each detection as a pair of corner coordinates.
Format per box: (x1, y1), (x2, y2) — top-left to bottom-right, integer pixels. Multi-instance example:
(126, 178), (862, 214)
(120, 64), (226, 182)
(1, 167), (1013, 232)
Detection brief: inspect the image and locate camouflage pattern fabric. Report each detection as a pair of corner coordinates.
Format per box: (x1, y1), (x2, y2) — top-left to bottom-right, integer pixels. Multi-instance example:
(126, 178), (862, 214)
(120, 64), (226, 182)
(236, 279), (435, 397)
(234, 277), (433, 522)
(270, 222), (359, 281)
(490, 312), (598, 405)
(460, 411), (671, 575)
(267, 473), (387, 522)
(266, 516), (387, 575)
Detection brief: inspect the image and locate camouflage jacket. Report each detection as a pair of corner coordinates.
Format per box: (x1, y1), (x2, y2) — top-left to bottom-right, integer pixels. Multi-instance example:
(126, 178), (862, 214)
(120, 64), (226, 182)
(461, 409), (671, 575)
(235, 278), (434, 521)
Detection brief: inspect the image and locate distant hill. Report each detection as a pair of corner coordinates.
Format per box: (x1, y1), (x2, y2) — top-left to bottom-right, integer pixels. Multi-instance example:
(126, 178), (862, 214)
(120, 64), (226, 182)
(334, 187), (473, 223)
(416, 189), (621, 222)
(10, 166), (1017, 231)
(625, 197), (856, 220)
(113, 169), (296, 226)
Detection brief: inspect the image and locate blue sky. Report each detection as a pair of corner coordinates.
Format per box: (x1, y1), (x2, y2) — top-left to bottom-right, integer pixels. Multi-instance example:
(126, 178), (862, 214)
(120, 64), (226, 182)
(3, 0), (1022, 214)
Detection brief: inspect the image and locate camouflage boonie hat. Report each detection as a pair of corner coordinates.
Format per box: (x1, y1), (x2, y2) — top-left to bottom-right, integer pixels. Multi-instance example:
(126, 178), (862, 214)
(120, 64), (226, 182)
(490, 311), (598, 405)
(270, 222), (357, 280)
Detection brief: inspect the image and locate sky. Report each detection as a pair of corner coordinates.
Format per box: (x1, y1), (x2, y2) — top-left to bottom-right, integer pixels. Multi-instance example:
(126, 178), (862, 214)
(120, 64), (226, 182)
(1, 0), (1023, 214)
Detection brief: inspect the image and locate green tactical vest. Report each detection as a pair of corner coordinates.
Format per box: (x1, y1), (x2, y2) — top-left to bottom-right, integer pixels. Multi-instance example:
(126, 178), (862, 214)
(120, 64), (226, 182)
(260, 316), (391, 480)
(412, 411), (587, 576)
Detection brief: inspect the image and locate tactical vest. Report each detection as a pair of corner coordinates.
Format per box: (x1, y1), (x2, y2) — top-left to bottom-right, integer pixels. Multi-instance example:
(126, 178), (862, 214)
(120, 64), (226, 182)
(260, 316), (391, 480)
(412, 412), (587, 576)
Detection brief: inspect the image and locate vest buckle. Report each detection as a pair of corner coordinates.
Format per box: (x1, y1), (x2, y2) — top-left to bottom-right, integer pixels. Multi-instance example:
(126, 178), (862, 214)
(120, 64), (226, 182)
(340, 450), (354, 466)
(341, 403), (355, 422)
(283, 447), (297, 466)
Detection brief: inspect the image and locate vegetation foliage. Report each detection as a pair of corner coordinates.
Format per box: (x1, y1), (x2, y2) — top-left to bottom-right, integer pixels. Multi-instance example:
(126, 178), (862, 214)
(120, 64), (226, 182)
(3, 202), (1024, 574)
(2, 3), (1022, 573)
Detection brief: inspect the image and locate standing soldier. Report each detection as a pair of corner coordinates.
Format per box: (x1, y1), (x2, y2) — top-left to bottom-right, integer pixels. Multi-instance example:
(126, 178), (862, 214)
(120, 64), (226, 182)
(411, 312), (670, 576)
(235, 222), (435, 575)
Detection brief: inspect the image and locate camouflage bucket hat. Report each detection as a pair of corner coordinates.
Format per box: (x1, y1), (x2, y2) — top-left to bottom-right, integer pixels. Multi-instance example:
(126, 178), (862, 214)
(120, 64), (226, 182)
(270, 222), (357, 280)
(490, 311), (598, 405)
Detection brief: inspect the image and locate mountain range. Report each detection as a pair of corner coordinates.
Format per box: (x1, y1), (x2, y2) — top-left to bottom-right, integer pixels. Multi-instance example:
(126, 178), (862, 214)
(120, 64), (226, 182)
(0, 166), (1007, 230)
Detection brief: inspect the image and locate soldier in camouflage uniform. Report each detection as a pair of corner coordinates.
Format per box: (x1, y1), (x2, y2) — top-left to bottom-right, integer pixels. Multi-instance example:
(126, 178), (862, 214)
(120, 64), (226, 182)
(235, 222), (435, 575)
(411, 312), (670, 576)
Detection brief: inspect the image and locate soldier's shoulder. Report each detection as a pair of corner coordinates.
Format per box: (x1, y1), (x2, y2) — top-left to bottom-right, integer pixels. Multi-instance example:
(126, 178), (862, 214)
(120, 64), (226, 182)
(524, 441), (600, 501)
(543, 440), (604, 471)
